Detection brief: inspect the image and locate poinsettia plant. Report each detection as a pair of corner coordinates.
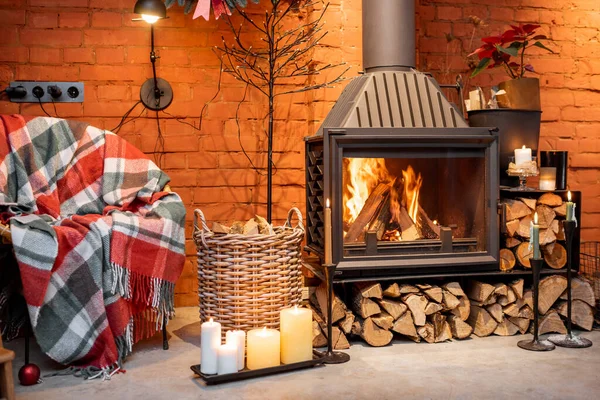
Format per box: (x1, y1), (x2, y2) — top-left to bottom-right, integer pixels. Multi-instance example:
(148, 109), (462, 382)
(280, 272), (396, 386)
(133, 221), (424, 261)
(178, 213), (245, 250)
(469, 24), (553, 79)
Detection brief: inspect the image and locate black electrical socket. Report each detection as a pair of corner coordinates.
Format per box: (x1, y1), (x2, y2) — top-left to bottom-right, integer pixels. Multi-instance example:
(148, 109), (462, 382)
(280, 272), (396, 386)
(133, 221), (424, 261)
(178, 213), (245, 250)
(6, 86), (27, 99)
(32, 86), (44, 99)
(67, 86), (79, 99)
(48, 85), (62, 99)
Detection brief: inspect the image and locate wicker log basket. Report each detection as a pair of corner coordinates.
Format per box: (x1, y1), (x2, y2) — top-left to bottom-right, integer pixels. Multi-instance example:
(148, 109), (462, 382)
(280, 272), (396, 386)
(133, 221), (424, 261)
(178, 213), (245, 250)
(194, 208), (305, 333)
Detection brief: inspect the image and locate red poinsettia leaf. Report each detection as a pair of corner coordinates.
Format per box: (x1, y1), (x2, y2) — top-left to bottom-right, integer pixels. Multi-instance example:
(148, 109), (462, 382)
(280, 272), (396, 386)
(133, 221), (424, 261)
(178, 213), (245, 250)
(482, 35), (502, 44)
(468, 44), (495, 59)
(522, 24), (541, 34)
(501, 30), (518, 43)
(510, 25), (523, 33)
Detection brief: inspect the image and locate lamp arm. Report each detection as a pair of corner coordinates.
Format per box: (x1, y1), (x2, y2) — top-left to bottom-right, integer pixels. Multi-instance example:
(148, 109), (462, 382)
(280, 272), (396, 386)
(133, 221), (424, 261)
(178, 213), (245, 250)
(150, 24), (160, 105)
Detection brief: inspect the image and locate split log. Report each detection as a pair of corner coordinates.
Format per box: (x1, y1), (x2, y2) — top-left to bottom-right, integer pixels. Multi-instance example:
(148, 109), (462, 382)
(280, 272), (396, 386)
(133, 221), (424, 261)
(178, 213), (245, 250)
(243, 218), (259, 235)
(559, 277), (595, 307)
(382, 283), (401, 298)
(402, 294), (427, 326)
(543, 243), (567, 270)
(392, 310), (418, 337)
(399, 207), (421, 241)
(505, 237), (522, 248)
(466, 280), (495, 303)
(338, 311), (355, 335)
(500, 248), (516, 272)
(352, 295), (381, 319)
(506, 199), (532, 220)
(518, 215), (533, 239)
(506, 286), (517, 303)
(423, 286), (443, 303)
(212, 222), (231, 234)
(447, 315), (473, 339)
(333, 327), (350, 350)
(443, 282), (466, 298)
(431, 314), (452, 343)
(312, 321), (327, 347)
(503, 303), (520, 318)
(416, 205), (440, 239)
(415, 283), (432, 290)
(550, 219), (559, 234)
(556, 222), (565, 241)
(483, 295), (497, 306)
(538, 192), (563, 207)
(345, 182), (391, 242)
(442, 290), (461, 311)
(518, 306), (534, 320)
(497, 295), (510, 306)
(539, 275), (568, 314)
(554, 203), (567, 217)
(377, 298), (407, 320)
(467, 305), (498, 337)
(536, 205), (556, 229)
(539, 228), (556, 246)
(518, 197), (537, 210)
(398, 284), (421, 295)
(314, 284), (346, 324)
(486, 303), (504, 323)
(451, 296), (471, 321)
(493, 283), (509, 297)
(368, 195), (392, 240)
(510, 279), (524, 299)
(417, 323), (436, 343)
(538, 310), (567, 335)
(371, 312), (394, 330)
(508, 317), (530, 334)
(515, 242), (533, 268)
(523, 290), (533, 310)
(556, 300), (594, 331)
(506, 219), (520, 237)
(425, 302), (443, 315)
(354, 316), (393, 346)
(354, 282), (383, 299)
(494, 319), (519, 336)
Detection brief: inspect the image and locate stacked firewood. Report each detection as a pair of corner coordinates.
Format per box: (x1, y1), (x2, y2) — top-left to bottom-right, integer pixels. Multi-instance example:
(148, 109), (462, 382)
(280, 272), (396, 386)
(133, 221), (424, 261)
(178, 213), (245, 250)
(501, 192), (569, 271)
(310, 276), (595, 347)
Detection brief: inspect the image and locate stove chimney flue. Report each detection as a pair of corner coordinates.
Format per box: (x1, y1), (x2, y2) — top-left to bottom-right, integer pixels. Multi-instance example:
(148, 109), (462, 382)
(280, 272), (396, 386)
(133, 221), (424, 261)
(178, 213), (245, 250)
(362, 0), (415, 72)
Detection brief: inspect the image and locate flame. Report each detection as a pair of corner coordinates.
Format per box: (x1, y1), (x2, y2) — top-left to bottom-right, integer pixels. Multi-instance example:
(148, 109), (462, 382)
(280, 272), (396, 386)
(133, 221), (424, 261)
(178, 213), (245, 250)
(402, 165), (423, 223)
(343, 158), (390, 224)
(568, 191), (572, 201)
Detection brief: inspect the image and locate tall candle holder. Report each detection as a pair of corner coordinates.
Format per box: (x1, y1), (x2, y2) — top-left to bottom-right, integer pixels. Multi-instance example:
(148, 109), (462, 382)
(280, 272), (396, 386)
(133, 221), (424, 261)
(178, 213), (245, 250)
(517, 257), (556, 351)
(547, 220), (593, 348)
(507, 156), (538, 191)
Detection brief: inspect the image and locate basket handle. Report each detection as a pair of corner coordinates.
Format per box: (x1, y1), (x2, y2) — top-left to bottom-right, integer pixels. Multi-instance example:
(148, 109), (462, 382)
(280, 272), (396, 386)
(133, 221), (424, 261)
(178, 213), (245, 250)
(193, 209), (212, 249)
(284, 207), (304, 231)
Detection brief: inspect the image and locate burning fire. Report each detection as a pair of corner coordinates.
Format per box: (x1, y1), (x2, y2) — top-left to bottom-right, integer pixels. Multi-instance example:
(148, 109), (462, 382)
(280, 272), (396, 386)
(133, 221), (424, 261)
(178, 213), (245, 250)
(402, 165), (423, 224)
(343, 158), (390, 224)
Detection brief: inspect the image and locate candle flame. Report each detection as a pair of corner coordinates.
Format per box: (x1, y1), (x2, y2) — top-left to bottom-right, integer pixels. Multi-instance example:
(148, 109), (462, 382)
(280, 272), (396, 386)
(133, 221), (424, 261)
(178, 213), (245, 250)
(326, 198), (330, 208)
(262, 327), (266, 332)
(534, 212), (538, 224)
(433, 220), (438, 225)
(209, 318), (213, 323)
(568, 191), (572, 201)
(522, 145), (526, 149)
(294, 305), (298, 311)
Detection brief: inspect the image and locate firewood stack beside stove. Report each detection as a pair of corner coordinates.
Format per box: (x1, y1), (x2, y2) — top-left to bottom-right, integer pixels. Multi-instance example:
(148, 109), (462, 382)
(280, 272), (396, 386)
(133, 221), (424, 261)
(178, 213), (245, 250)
(310, 276), (595, 348)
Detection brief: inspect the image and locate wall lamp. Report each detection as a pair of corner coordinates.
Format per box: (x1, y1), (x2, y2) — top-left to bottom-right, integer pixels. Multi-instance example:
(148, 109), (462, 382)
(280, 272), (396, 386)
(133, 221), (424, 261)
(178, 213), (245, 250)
(133, 0), (173, 111)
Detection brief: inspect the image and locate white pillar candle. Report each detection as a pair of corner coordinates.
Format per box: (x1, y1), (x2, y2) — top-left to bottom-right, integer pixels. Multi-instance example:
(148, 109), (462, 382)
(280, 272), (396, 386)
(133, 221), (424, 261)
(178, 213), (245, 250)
(226, 330), (246, 371)
(515, 145), (532, 166)
(247, 327), (280, 370)
(217, 343), (238, 375)
(200, 318), (221, 375)
(566, 191), (575, 221)
(280, 305), (313, 364)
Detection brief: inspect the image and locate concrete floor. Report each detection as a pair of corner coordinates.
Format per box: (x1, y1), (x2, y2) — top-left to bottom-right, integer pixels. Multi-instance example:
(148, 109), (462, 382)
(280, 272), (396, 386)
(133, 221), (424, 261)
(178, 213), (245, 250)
(6, 307), (600, 400)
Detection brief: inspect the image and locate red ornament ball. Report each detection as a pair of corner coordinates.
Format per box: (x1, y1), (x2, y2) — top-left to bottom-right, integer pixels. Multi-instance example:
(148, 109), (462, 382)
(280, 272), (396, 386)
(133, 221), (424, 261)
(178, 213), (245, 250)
(18, 363), (41, 386)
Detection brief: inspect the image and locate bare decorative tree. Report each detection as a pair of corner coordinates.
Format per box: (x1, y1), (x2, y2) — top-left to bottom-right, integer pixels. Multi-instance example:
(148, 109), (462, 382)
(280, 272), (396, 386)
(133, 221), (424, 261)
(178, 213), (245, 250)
(216, 0), (348, 222)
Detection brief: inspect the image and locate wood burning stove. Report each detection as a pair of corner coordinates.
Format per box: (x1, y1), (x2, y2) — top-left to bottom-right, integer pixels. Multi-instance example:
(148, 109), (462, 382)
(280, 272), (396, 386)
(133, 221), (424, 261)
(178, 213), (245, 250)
(304, 0), (501, 280)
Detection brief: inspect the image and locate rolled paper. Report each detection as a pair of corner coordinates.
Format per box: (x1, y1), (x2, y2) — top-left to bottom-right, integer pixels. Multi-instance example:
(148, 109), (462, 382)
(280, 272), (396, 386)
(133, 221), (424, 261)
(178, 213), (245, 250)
(325, 198), (332, 264)
(226, 330), (246, 371)
(247, 328), (280, 370)
(280, 305), (313, 364)
(200, 318), (221, 375)
(217, 343), (238, 375)
(515, 145), (532, 166)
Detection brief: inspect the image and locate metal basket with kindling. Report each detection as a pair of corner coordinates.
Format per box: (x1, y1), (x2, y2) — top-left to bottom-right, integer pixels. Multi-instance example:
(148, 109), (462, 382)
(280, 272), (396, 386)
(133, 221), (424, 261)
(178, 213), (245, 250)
(580, 241), (600, 318)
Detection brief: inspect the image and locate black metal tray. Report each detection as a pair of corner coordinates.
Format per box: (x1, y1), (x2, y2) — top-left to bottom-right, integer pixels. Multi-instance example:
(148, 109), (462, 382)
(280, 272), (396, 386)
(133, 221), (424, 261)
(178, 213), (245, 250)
(191, 352), (326, 385)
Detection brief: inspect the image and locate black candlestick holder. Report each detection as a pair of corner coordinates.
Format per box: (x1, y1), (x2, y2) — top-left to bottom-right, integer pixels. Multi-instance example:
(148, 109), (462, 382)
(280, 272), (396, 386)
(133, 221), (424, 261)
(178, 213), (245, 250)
(314, 263), (350, 364)
(548, 220), (593, 348)
(518, 257), (556, 351)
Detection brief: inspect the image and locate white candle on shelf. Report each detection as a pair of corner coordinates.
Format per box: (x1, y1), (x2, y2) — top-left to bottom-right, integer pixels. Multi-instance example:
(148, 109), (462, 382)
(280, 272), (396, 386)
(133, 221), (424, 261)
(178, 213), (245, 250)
(280, 305), (313, 364)
(247, 327), (280, 370)
(226, 330), (246, 371)
(217, 343), (238, 375)
(514, 145), (532, 166)
(566, 190), (575, 221)
(200, 318), (221, 375)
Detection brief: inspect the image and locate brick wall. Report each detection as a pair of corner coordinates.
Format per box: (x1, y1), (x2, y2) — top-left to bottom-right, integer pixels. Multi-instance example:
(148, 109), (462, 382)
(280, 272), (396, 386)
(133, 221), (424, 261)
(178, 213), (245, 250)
(1, 0), (598, 306)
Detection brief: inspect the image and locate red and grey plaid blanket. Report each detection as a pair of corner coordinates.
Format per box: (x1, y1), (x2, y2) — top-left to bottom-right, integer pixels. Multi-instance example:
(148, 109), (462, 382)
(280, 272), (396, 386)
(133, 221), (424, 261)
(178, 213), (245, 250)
(0, 115), (186, 378)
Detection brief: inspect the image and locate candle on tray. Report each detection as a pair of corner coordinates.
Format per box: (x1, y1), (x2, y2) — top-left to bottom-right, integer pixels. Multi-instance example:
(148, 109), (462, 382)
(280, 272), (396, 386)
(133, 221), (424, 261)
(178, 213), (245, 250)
(566, 191), (574, 221)
(515, 145), (532, 166)
(531, 212), (540, 259)
(539, 167), (557, 191)
(280, 305), (313, 364)
(325, 198), (332, 264)
(217, 343), (238, 375)
(226, 330), (246, 371)
(200, 318), (221, 375)
(247, 327), (280, 370)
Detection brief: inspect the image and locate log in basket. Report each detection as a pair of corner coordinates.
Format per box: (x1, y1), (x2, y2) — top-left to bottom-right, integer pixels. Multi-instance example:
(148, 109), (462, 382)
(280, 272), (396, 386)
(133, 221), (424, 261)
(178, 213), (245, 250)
(194, 208), (305, 333)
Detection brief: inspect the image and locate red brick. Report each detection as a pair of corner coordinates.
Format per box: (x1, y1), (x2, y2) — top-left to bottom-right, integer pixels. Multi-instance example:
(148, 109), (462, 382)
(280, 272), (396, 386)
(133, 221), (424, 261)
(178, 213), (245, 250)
(436, 6), (462, 21)
(91, 12), (122, 28)
(29, 0), (87, 6)
(28, 12), (58, 28)
(571, 154), (600, 168)
(84, 29), (149, 46)
(59, 12), (90, 28)
(0, 28), (18, 46)
(64, 47), (94, 63)
(20, 29), (82, 47)
(0, 10), (26, 25)
(16, 65), (78, 81)
(29, 47), (61, 64)
(96, 47), (125, 64)
(97, 85), (130, 100)
(79, 65), (146, 81)
(0, 47), (28, 62)
(89, 0), (132, 9)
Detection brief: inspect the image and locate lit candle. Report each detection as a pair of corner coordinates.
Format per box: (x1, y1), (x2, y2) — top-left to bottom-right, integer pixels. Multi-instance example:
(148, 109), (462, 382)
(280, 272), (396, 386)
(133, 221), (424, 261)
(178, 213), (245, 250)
(566, 191), (574, 221)
(531, 212), (540, 259)
(226, 330), (246, 371)
(539, 167), (556, 191)
(515, 145), (532, 166)
(247, 327), (280, 370)
(325, 198), (332, 264)
(200, 318), (221, 375)
(217, 343), (238, 375)
(280, 305), (313, 364)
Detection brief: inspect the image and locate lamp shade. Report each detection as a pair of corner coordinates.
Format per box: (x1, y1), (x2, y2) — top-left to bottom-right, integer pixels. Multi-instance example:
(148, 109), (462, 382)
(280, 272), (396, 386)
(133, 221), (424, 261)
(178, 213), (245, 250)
(134, 0), (167, 19)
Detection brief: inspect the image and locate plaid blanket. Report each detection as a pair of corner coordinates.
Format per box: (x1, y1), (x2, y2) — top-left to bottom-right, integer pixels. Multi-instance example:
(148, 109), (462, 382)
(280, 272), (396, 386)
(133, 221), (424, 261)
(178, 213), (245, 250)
(0, 115), (186, 378)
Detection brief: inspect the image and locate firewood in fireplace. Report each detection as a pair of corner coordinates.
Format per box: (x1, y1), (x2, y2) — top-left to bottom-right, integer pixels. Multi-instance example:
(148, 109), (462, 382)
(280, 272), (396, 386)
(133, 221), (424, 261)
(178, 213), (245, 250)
(416, 205), (440, 239)
(399, 206), (421, 241)
(447, 315), (473, 339)
(353, 316), (393, 347)
(555, 300), (594, 331)
(345, 182), (392, 242)
(559, 277), (595, 307)
(538, 310), (566, 335)
(543, 243), (567, 270)
(467, 305), (498, 337)
(538, 275), (568, 314)
(368, 195), (392, 241)
(500, 248), (516, 272)
(402, 294), (428, 326)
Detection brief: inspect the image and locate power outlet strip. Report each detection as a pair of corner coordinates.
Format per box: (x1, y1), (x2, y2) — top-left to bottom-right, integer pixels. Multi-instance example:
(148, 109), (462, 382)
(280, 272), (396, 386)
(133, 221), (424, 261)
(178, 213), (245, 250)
(8, 81), (84, 103)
